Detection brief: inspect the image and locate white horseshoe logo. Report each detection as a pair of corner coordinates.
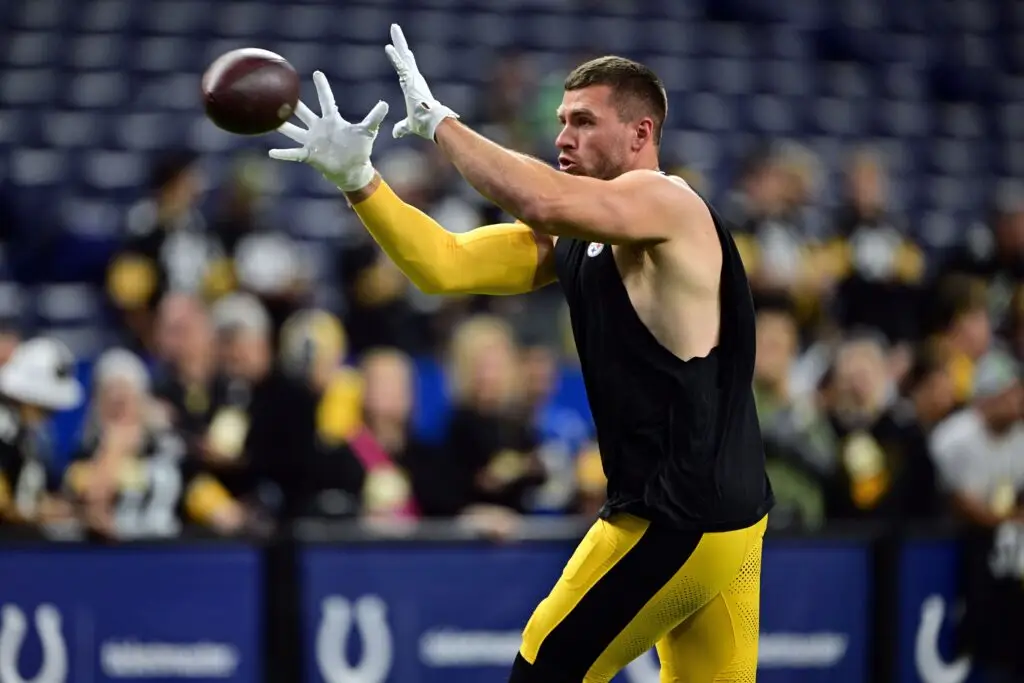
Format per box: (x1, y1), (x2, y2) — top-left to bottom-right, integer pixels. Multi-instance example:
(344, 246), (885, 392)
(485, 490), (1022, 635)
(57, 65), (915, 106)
(915, 595), (971, 683)
(316, 595), (392, 683)
(0, 605), (67, 683)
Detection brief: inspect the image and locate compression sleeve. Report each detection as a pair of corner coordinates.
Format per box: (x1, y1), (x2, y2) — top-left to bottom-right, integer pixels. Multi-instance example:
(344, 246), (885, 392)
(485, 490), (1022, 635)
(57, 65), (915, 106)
(352, 181), (542, 295)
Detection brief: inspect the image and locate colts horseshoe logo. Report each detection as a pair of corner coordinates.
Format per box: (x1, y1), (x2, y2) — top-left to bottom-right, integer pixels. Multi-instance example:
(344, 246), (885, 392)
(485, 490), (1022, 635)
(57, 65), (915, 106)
(316, 596), (393, 683)
(915, 595), (971, 683)
(0, 605), (68, 683)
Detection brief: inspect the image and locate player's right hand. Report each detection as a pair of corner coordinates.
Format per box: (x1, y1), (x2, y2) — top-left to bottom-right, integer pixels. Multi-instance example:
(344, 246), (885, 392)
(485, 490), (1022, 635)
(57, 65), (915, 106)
(268, 71), (389, 192)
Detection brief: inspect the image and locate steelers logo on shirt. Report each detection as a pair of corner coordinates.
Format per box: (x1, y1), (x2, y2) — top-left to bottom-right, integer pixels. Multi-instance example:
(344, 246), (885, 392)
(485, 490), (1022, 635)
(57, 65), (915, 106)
(587, 243), (605, 257)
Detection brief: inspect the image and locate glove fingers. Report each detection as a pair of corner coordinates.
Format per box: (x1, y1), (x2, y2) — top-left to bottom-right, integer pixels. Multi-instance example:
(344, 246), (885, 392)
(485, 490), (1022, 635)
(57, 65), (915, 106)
(294, 100), (318, 127)
(268, 148), (309, 163)
(312, 70), (337, 116)
(390, 24), (409, 55)
(385, 45), (406, 79)
(277, 122), (308, 144)
(359, 100), (390, 132)
(393, 119), (411, 139)
(389, 23), (418, 70)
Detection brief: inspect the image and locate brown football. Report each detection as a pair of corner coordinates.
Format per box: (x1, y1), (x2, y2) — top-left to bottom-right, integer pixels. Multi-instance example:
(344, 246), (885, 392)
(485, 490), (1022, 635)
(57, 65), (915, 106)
(201, 48), (300, 136)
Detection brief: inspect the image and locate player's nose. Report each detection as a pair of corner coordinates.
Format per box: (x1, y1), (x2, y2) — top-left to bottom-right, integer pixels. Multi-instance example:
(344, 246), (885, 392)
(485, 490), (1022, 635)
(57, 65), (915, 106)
(554, 126), (575, 151)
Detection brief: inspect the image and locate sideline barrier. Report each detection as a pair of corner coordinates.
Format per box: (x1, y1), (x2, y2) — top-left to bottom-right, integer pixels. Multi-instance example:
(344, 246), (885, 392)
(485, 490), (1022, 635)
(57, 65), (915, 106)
(0, 539), (263, 683)
(0, 524), (984, 683)
(300, 537), (871, 683)
(895, 538), (977, 683)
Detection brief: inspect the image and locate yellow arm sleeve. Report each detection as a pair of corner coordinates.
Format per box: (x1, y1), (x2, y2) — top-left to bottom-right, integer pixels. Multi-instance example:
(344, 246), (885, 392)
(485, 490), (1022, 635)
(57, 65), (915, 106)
(353, 181), (544, 295)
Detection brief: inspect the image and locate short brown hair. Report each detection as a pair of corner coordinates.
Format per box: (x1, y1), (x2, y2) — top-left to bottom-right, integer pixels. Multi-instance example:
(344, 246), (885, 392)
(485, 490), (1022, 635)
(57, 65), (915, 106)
(564, 56), (668, 144)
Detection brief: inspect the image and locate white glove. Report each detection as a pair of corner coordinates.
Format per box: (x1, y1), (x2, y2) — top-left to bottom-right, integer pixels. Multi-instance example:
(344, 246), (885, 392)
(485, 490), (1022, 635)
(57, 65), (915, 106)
(385, 23), (459, 141)
(268, 71), (389, 192)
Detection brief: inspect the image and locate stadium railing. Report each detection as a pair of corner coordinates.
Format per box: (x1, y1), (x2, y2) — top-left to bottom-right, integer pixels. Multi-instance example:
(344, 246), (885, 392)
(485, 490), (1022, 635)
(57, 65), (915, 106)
(0, 520), (971, 683)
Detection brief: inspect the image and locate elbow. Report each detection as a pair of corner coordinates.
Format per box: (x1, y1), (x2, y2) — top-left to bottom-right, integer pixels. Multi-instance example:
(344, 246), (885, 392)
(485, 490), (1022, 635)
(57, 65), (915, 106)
(416, 280), (446, 296)
(413, 273), (450, 296)
(517, 194), (559, 232)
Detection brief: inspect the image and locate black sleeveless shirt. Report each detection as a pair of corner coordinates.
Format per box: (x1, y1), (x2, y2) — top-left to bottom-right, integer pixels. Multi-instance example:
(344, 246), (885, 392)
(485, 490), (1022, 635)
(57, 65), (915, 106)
(554, 195), (774, 532)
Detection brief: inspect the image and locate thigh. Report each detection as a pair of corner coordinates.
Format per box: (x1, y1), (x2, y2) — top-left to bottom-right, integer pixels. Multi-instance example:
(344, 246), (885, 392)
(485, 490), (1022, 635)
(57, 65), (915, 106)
(515, 515), (762, 683)
(657, 525), (764, 683)
(516, 514), (702, 683)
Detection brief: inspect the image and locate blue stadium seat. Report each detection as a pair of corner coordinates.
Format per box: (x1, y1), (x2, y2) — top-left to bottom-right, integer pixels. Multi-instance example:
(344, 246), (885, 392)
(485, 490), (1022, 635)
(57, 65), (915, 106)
(0, 0), (1017, 299)
(0, 282), (28, 326)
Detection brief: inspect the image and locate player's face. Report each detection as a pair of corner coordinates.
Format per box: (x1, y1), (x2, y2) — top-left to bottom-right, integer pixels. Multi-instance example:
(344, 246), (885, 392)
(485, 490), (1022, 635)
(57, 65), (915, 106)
(555, 86), (635, 180)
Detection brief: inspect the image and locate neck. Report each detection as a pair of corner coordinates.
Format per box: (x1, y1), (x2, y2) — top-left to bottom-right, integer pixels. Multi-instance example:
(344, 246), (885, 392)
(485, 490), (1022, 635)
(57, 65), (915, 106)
(17, 404), (42, 428)
(367, 419), (406, 453)
(633, 151), (660, 174)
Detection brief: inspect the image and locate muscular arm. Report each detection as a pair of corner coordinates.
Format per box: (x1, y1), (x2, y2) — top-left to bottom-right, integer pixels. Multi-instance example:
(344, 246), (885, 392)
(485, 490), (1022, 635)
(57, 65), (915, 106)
(432, 119), (697, 244)
(345, 174), (557, 295)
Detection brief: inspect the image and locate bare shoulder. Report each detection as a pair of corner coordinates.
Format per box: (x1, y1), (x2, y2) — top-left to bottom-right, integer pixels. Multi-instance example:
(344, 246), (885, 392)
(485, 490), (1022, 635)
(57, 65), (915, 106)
(638, 173), (721, 285)
(614, 170), (713, 235)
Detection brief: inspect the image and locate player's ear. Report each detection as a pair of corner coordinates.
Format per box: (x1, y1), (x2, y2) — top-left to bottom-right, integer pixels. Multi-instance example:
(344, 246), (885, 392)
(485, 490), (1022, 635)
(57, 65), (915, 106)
(632, 118), (654, 151)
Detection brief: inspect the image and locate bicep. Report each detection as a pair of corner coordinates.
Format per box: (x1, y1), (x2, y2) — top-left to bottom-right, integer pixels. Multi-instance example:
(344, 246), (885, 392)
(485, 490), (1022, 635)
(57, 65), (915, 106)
(524, 171), (702, 245)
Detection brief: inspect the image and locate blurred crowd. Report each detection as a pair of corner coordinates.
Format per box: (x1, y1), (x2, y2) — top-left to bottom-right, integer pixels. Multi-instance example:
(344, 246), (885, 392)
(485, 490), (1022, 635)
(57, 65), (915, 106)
(0, 54), (1022, 544)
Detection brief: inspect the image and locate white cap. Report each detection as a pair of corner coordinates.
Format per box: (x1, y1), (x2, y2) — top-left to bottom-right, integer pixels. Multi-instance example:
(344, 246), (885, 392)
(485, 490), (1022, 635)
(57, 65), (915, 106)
(93, 348), (150, 395)
(0, 338), (83, 411)
(211, 293), (272, 337)
(233, 233), (299, 295)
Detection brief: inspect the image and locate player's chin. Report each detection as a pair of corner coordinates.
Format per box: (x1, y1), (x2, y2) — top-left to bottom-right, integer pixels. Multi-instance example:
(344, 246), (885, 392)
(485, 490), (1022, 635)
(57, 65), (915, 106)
(560, 164), (586, 176)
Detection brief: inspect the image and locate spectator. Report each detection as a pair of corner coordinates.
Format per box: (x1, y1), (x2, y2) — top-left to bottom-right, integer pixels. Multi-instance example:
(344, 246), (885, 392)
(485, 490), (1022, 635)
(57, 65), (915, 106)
(753, 307), (800, 425)
(929, 274), (993, 406)
(151, 293), (231, 444)
(107, 148), (230, 353)
(0, 338), (83, 526)
(444, 316), (546, 519)
(930, 351), (1024, 682)
(65, 348), (244, 540)
(943, 186), (1024, 334)
(520, 342), (593, 515)
(208, 293), (319, 522)
(218, 154), (310, 335)
(822, 332), (939, 522)
(900, 345), (958, 434)
(726, 145), (803, 309)
(279, 309), (365, 519)
(279, 309), (362, 446)
(832, 147), (926, 346)
(930, 351), (1024, 527)
(355, 348), (454, 518)
(753, 307), (830, 530)
(726, 144), (836, 334)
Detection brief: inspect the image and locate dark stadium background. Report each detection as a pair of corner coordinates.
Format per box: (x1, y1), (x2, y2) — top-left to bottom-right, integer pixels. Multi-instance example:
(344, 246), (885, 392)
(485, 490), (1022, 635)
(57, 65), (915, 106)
(0, 0), (1022, 682)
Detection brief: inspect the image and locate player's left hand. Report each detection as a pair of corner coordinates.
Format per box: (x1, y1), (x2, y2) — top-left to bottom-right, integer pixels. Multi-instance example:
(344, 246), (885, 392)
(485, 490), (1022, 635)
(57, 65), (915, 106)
(385, 23), (459, 141)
